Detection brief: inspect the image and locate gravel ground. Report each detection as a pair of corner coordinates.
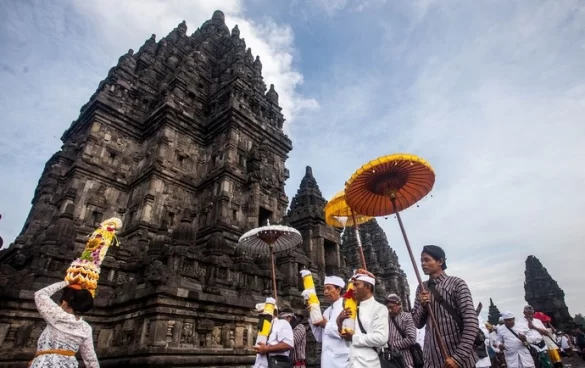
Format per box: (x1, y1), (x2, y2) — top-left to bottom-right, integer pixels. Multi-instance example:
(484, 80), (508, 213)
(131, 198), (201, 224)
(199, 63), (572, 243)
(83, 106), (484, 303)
(563, 356), (585, 367)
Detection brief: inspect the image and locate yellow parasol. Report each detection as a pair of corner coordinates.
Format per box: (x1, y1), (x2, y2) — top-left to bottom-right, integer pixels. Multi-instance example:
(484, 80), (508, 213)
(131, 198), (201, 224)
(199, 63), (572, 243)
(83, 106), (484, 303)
(324, 190), (373, 269)
(344, 153), (448, 360)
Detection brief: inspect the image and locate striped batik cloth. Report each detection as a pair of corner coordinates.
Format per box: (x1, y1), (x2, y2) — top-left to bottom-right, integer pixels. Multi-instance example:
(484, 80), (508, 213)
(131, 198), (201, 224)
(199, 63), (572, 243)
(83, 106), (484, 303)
(411, 273), (480, 368)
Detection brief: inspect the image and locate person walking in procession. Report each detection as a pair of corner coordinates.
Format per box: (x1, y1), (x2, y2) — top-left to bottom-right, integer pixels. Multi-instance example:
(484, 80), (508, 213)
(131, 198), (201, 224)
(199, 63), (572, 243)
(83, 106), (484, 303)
(476, 316), (491, 368)
(412, 245), (480, 368)
(309, 276), (350, 368)
(337, 271), (388, 368)
(288, 311), (307, 368)
(386, 293), (419, 368)
(253, 308), (294, 368)
(496, 311), (539, 368)
(520, 305), (552, 367)
(29, 280), (99, 368)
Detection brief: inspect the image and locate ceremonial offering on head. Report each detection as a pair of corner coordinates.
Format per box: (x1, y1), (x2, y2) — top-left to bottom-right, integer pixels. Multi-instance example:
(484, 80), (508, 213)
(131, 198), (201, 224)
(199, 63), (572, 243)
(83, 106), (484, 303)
(65, 217), (122, 297)
(255, 297), (276, 345)
(300, 270), (323, 325)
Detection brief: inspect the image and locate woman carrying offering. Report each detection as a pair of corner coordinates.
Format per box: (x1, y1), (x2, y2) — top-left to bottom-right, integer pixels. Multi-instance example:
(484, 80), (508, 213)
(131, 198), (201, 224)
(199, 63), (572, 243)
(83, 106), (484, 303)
(29, 280), (99, 368)
(30, 217), (123, 368)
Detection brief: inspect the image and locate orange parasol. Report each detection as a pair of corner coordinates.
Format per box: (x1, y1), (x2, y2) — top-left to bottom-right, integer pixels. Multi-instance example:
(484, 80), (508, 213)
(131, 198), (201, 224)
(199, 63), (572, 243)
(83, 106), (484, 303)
(344, 153), (448, 360)
(344, 153), (435, 216)
(324, 190), (373, 269)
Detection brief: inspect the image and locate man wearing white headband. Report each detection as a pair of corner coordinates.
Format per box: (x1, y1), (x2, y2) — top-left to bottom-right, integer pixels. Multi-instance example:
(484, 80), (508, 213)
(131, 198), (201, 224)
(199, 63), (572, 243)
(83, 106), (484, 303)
(337, 271), (388, 368)
(495, 311), (538, 367)
(309, 275), (350, 368)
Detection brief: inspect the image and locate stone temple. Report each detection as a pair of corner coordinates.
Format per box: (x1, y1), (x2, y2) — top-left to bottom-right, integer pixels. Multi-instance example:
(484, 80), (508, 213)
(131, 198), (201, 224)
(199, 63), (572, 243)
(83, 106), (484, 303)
(0, 11), (409, 367)
(524, 255), (573, 329)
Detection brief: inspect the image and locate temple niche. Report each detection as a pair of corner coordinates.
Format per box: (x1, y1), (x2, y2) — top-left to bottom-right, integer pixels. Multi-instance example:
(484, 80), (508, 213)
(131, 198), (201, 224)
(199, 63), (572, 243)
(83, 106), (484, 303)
(524, 255), (573, 329)
(0, 10), (409, 368)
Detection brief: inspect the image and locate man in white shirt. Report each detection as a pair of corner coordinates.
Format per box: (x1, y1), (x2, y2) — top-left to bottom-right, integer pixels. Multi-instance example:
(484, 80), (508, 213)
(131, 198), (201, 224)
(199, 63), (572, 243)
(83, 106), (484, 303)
(253, 308), (294, 368)
(309, 275), (350, 368)
(476, 316), (491, 368)
(336, 272), (389, 368)
(495, 311), (538, 368)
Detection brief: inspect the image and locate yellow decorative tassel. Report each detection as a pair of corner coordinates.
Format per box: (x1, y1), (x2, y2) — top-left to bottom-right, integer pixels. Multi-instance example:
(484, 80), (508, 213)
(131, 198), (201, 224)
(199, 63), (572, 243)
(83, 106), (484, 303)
(342, 280), (357, 334)
(255, 297), (276, 345)
(300, 270), (323, 324)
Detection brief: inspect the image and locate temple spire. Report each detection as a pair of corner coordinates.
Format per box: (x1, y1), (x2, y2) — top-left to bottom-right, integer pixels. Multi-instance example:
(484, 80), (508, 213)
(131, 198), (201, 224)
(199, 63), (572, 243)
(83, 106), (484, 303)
(488, 298), (501, 325)
(525, 255), (573, 328)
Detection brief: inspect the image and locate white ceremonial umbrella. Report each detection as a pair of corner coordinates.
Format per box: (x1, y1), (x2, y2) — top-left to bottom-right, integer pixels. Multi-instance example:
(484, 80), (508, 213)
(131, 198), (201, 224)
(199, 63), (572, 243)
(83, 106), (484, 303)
(238, 221), (302, 300)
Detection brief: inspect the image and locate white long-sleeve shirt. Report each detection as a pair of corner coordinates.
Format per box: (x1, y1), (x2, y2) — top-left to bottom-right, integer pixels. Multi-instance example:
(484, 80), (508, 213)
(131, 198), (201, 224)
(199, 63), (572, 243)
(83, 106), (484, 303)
(309, 298), (350, 368)
(495, 323), (538, 368)
(350, 296), (389, 368)
(253, 319), (294, 368)
(476, 316), (491, 368)
(517, 318), (546, 352)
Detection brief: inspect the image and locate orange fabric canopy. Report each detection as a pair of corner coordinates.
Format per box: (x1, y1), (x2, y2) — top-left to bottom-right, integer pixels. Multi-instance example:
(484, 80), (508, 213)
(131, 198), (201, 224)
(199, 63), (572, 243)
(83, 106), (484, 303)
(345, 153), (435, 217)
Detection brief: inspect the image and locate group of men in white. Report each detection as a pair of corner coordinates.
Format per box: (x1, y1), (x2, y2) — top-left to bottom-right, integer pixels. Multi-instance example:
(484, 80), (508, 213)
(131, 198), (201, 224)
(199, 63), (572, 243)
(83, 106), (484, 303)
(488, 305), (563, 368)
(252, 272), (392, 368)
(252, 245), (483, 368)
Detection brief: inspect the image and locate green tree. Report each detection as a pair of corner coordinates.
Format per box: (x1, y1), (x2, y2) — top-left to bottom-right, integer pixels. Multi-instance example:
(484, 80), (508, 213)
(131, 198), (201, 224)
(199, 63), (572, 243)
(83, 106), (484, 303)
(488, 298), (501, 325)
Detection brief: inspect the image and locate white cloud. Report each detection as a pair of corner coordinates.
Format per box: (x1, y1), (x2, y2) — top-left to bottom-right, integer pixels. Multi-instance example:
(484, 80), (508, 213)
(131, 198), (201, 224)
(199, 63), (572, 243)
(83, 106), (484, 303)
(310, 0), (387, 16)
(287, 0), (585, 316)
(72, 0), (318, 130)
(0, 0), (316, 247)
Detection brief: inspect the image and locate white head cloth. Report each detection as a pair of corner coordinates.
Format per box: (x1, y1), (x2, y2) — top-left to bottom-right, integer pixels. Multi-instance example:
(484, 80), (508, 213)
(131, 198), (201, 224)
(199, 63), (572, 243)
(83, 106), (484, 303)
(501, 311), (515, 320)
(324, 276), (345, 288)
(354, 273), (375, 286)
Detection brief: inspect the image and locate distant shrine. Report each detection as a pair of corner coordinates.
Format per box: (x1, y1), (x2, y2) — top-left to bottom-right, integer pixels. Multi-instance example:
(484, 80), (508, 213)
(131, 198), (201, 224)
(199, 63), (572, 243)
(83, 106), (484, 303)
(0, 11), (409, 367)
(525, 255), (573, 329)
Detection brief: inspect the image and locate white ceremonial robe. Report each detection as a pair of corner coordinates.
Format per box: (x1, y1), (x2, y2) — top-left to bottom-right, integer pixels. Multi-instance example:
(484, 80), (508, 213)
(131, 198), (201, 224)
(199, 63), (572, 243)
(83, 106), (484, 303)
(495, 324), (537, 368)
(253, 318), (294, 368)
(349, 296), (389, 368)
(476, 316), (491, 368)
(489, 331), (501, 353)
(309, 298), (350, 368)
(518, 317), (546, 352)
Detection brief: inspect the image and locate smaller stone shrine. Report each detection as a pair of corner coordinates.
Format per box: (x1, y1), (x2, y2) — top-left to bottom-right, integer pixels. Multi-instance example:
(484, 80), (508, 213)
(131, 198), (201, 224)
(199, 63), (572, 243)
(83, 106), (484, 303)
(524, 255), (573, 329)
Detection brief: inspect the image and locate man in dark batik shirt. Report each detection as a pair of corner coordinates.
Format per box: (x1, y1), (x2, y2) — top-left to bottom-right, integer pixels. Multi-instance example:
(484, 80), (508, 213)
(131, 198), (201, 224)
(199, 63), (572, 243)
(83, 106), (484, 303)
(411, 245), (479, 368)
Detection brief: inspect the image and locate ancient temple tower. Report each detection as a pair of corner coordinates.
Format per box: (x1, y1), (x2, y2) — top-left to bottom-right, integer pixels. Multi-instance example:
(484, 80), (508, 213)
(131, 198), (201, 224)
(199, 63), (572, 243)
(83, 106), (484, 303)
(524, 255), (573, 329)
(0, 11), (409, 367)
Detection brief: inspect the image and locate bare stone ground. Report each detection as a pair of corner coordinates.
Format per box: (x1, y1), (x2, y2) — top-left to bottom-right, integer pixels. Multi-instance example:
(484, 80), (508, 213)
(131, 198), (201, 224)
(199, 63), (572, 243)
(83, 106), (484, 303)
(564, 356), (585, 367)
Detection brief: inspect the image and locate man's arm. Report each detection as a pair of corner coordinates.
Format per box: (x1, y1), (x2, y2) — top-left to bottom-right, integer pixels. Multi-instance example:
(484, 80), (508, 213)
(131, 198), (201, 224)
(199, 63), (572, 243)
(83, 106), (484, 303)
(309, 307), (327, 343)
(392, 314), (417, 350)
(411, 285), (428, 329)
(530, 320), (549, 336)
(451, 279), (480, 367)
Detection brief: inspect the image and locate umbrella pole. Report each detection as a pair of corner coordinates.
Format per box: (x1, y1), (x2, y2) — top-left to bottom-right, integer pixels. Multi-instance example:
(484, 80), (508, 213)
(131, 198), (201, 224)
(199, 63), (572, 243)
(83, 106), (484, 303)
(270, 245), (278, 301)
(391, 197), (449, 361)
(351, 212), (367, 270)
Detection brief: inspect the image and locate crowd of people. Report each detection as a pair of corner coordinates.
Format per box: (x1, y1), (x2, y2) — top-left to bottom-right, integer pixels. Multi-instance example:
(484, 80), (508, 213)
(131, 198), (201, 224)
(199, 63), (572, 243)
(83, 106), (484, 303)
(486, 311), (585, 368)
(251, 245), (582, 368)
(28, 243), (582, 368)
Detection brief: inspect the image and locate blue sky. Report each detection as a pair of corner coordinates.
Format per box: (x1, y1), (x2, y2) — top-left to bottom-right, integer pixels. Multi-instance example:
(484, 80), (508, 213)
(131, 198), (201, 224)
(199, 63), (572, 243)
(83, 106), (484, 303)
(1, 0), (584, 319)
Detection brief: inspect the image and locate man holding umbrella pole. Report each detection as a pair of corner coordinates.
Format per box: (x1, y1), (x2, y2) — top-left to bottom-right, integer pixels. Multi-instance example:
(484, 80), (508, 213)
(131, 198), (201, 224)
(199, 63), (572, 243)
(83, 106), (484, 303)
(412, 245), (480, 368)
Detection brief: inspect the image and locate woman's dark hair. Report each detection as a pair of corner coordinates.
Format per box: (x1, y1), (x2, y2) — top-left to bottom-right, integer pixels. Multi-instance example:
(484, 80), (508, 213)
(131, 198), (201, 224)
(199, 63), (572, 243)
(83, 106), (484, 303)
(60, 287), (94, 314)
